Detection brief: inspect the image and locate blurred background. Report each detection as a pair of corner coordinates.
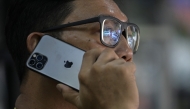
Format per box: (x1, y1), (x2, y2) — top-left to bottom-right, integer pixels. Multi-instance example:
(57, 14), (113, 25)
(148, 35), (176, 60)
(0, 0), (190, 109)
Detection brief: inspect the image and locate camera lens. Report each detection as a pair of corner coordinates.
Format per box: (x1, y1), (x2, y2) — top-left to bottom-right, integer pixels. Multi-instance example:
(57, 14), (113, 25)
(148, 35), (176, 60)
(36, 62), (43, 70)
(29, 59), (35, 66)
(36, 54), (43, 61)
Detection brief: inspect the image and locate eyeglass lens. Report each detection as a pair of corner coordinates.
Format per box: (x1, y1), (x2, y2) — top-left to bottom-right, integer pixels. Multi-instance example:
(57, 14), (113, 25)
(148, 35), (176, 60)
(102, 19), (121, 46)
(127, 26), (138, 50)
(102, 19), (138, 52)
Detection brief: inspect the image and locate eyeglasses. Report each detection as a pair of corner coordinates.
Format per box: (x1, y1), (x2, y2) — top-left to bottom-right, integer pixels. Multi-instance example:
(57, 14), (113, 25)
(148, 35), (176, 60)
(41, 15), (140, 53)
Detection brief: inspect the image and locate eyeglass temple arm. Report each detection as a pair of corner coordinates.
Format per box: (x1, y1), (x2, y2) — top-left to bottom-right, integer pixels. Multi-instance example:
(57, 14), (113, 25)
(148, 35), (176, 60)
(41, 17), (99, 32)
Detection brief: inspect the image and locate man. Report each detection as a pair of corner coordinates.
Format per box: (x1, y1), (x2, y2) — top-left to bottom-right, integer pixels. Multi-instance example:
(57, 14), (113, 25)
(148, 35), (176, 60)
(5, 0), (140, 109)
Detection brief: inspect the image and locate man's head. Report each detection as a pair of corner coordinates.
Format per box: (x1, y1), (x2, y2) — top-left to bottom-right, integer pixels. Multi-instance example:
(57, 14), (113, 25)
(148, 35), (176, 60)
(5, 0), (140, 108)
(6, 0), (139, 82)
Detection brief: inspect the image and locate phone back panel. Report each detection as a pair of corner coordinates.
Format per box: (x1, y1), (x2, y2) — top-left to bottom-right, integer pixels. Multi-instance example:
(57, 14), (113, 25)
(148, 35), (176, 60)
(26, 35), (85, 90)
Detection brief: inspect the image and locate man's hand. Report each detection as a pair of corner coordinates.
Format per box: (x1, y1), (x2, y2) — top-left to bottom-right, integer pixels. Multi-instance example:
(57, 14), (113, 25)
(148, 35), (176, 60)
(56, 48), (139, 109)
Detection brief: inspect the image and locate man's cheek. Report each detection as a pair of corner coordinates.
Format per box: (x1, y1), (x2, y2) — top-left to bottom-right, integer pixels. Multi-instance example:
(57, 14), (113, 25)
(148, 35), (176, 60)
(87, 39), (106, 51)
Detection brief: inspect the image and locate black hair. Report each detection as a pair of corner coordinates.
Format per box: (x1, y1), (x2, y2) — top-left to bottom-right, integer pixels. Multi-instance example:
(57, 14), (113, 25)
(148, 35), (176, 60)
(5, 0), (75, 82)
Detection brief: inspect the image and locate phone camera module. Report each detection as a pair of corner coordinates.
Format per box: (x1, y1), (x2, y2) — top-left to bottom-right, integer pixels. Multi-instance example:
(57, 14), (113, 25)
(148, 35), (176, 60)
(29, 59), (36, 66)
(28, 53), (47, 70)
(36, 62), (43, 70)
(36, 54), (43, 61)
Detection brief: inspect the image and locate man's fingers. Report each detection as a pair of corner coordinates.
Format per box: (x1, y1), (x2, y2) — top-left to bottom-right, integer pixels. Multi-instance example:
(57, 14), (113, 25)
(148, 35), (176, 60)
(82, 48), (119, 68)
(81, 48), (103, 68)
(96, 48), (119, 64)
(79, 48), (103, 84)
(56, 84), (81, 108)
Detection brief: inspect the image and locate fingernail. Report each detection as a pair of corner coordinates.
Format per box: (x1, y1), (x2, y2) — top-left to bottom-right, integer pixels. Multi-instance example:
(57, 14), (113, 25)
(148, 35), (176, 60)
(56, 84), (62, 92)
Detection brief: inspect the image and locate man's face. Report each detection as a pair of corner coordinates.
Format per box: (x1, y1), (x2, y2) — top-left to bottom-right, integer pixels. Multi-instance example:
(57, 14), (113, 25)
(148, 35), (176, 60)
(60, 0), (133, 61)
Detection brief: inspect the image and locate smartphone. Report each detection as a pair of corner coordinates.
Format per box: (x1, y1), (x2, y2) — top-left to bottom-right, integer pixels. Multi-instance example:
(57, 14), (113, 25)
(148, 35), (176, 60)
(26, 35), (85, 90)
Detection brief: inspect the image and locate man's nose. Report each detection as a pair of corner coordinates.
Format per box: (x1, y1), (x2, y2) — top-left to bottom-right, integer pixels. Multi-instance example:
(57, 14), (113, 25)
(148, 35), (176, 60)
(114, 36), (133, 62)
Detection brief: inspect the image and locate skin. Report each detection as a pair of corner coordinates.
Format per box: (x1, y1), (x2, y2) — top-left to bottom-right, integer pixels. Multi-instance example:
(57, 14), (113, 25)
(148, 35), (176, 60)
(15, 0), (139, 109)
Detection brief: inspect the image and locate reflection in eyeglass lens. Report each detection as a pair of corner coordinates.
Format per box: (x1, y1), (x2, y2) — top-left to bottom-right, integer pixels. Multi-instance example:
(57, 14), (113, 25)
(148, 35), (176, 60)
(103, 19), (121, 45)
(127, 26), (137, 49)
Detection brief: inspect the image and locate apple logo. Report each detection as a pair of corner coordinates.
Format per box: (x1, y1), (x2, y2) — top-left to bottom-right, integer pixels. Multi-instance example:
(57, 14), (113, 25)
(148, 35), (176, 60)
(64, 60), (73, 68)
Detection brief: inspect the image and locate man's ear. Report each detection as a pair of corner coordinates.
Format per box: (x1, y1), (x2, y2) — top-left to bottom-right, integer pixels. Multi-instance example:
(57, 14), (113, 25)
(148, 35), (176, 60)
(27, 32), (44, 53)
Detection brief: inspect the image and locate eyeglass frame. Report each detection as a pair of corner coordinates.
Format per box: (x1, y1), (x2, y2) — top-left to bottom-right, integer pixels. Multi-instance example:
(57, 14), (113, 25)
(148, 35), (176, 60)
(40, 15), (140, 53)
